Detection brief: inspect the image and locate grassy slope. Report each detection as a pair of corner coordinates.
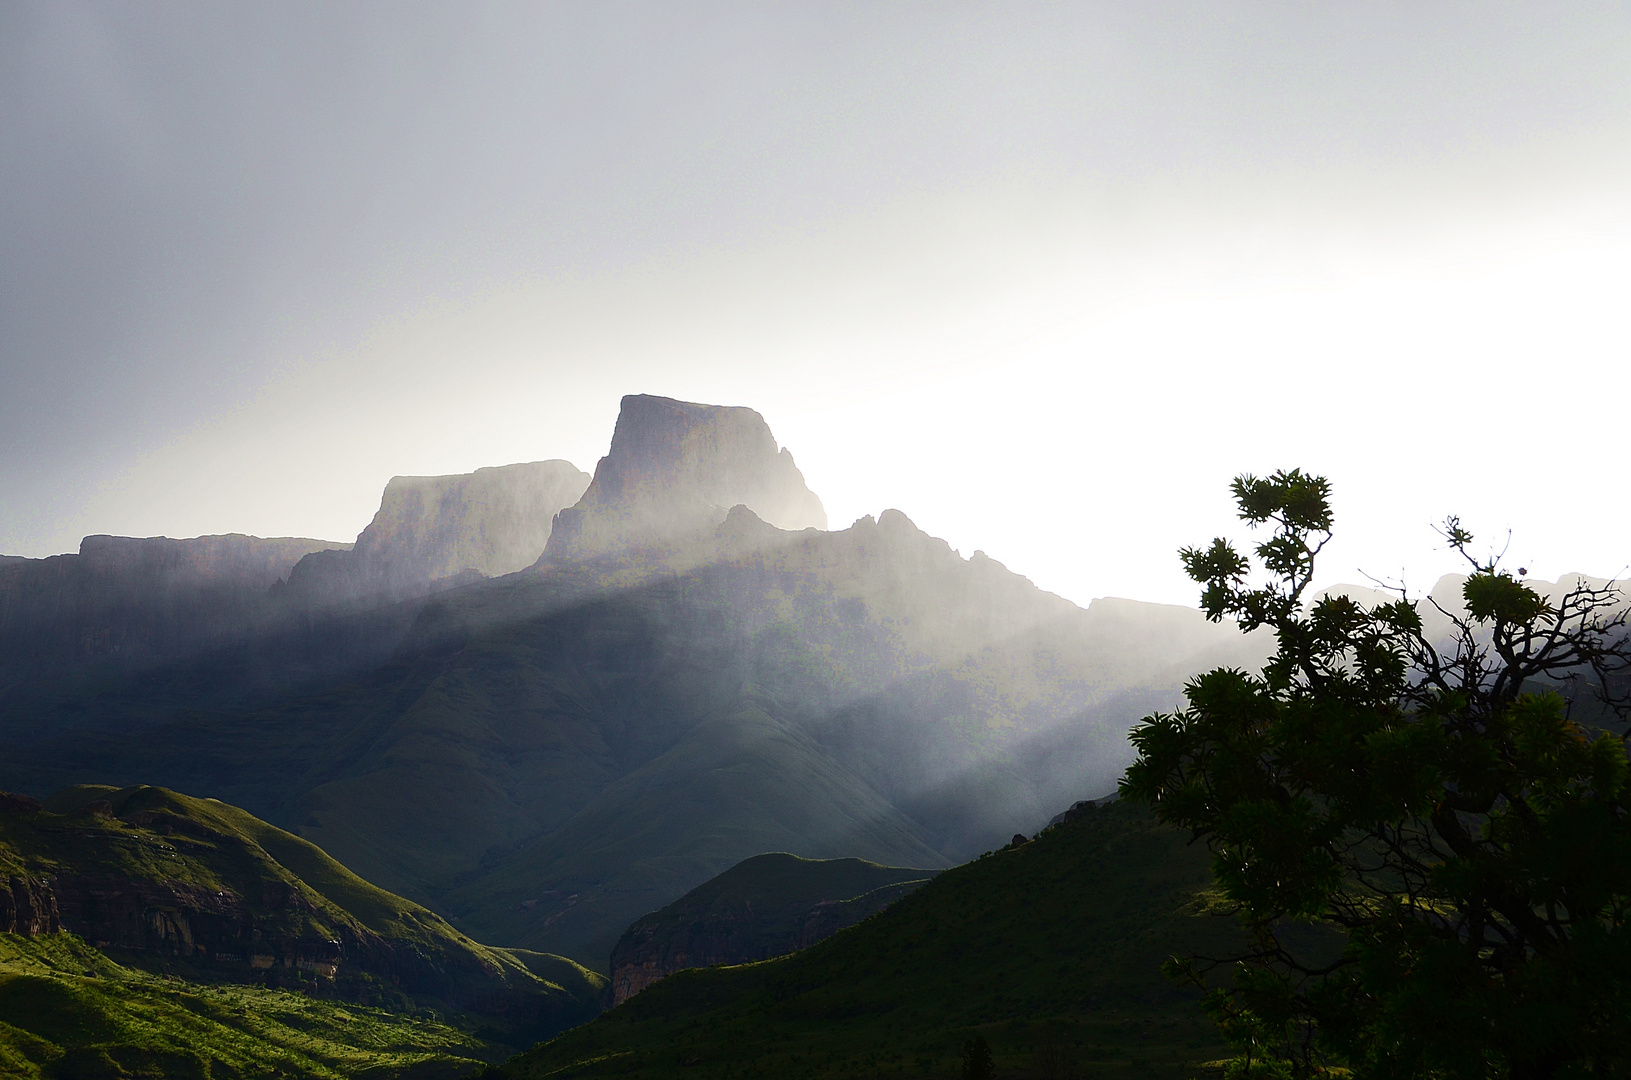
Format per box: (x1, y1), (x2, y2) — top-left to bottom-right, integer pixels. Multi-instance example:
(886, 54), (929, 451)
(0, 786), (613, 1078)
(0, 932), (491, 1080)
(640, 852), (933, 922)
(21, 784), (604, 1007)
(497, 800), (1237, 1080)
(611, 852), (933, 965)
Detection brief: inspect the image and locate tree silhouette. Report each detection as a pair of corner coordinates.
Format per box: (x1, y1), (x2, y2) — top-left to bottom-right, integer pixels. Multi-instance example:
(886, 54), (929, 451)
(1122, 470), (1631, 1080)
(962, 1034), (995, 1080)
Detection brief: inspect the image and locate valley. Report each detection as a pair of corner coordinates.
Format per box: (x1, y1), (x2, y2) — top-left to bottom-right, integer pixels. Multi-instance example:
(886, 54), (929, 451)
(0, 394), (1320, 1076)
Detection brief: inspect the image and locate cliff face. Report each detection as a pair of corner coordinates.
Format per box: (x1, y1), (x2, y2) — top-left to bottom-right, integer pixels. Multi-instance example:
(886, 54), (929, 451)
(607, 853), (931, 1004)
(0, 534), (342, 682)
(286, 460), (589, 603)
(547, 395), (826, 560)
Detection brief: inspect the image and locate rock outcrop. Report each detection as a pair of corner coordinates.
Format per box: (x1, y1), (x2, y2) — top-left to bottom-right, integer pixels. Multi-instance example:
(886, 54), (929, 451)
(285, 460), (590, 603)
(1, 874), (61, 936)
(546, 395), (825, 560)
(608, 853), (931, 1004)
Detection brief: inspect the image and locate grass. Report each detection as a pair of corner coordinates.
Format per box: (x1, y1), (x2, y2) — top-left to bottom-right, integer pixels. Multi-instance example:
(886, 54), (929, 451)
(10, 784), (605, 1007)
(492, 799), (1239, 1080)
(0, 932), (494, 1080)
(610, 852), (933, 982)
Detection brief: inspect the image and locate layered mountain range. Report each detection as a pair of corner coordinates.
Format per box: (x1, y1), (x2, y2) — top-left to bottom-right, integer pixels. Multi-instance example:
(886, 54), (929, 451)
(0, 393), (1268, 973)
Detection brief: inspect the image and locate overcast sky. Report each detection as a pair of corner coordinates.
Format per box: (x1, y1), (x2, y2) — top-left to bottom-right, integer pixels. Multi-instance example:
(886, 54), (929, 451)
(4, 2), (1629, 605)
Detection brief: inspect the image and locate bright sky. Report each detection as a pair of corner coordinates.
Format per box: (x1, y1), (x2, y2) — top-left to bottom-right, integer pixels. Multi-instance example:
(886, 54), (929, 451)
(4, 3), (1629, 606)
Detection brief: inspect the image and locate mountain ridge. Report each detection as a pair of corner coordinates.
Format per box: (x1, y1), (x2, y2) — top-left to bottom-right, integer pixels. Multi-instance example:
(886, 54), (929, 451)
(0, 393), (1267, 974)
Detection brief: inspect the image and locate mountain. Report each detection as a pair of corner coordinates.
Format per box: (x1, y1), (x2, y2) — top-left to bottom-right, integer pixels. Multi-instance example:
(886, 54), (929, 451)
(546, 394), (826, 559)
(286, 460), (591, 604)
(608, 852), (933, 1003)
(0, 931), (501, 1080)
(0, 783), (604, 1032)
(0, 532), (342, 687)
(0, 394), (1266, 973)
(493, 799), (1238, 1080)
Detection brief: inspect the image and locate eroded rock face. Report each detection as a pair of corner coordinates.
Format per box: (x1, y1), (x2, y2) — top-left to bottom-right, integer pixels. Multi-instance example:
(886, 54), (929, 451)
(286, 460), (590, 603)
(0, 534), (343, 678)
(1, 875), (61, 936)
(547, 395), (826, 560)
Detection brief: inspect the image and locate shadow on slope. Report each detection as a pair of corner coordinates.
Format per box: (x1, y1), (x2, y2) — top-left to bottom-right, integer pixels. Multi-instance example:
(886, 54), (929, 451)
(0, 931), (494, 1080)
(494, 799), (1237, 1080)
(1, 784), (605, 1037)
(608, 852), (934, 1004)
(0, 508), (1262, 974)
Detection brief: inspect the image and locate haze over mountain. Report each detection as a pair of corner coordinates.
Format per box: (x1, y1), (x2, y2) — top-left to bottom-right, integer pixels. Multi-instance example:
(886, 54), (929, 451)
(548, 394), (826, 561)
(6, 9), (1628, 1078)
(0, 532), (342, 690)
(286, 458), (591, 604)
(608, 852), (934, 1004)
(496, 799), (1236, 1080)
(0, 394), (1267, 971)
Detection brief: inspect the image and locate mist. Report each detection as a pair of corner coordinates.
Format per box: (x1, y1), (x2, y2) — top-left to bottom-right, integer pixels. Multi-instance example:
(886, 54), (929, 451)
(4, 2), (1629, 606)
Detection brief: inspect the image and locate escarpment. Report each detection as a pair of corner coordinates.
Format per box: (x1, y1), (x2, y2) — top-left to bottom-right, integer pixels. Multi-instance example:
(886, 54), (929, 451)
(0, 533), (343, 681)
(1, 875), (60, 936)
(547, 394), (826, 560)
(285, 459), (591, 604)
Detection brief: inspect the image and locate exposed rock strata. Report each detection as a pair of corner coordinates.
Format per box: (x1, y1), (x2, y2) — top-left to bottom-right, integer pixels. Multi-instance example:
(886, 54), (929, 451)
(1, 873), (61, 935)
(547, 395), (825, 560)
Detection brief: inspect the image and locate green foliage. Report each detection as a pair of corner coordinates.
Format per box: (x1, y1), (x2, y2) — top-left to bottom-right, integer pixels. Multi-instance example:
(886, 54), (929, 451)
(960, 1034), (993, 1080)
(3, 784), (605, 1015)
(1123, 470), (1631, 1079)
(611, 851), (932, 973)
(0, 933), (492, 1080)
(489, 800), (1238, 1080)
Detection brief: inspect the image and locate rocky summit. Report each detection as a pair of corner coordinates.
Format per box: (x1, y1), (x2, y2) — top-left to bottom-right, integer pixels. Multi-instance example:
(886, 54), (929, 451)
(285, 458), (591, 603)
(546, 394), (826, 560)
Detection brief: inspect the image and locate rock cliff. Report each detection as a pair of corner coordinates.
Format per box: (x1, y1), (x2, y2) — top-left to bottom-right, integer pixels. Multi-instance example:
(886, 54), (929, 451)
(0, 533), (343, 681)
(286, 460), (589, 603)
(546, 395), (825, 560)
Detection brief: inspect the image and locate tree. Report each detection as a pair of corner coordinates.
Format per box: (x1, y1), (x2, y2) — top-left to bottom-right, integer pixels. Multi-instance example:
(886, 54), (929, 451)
(962, 1034), (995, 1080)
(1119, 470), (1631, 1080)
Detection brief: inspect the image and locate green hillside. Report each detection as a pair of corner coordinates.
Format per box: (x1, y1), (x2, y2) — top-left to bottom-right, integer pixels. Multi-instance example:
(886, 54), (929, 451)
(609, 852), (933, 1003)
(0, 932), (491, 1080)
(0, 786), (605, 1035)
(495, 800), (1237, 1080)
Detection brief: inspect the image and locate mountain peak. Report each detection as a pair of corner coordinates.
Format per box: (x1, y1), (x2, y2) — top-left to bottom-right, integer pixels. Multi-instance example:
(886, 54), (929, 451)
(284, 459), (590, 603)
(546, 394), (826, 559)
